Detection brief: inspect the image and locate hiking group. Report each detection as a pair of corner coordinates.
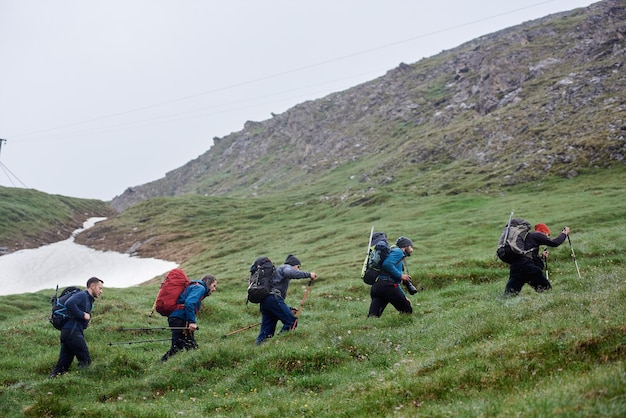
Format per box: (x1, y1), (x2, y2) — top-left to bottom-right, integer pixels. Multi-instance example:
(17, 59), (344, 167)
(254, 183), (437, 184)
(49, 215), (575, 375)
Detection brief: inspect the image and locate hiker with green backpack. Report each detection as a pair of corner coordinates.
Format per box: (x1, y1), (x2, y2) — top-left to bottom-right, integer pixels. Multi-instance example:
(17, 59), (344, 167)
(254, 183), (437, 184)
(503, 223), (570, 296)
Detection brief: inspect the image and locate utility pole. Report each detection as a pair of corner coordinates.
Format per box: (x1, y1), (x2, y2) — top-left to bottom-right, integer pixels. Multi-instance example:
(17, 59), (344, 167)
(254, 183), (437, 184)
(0, 138), (6, 157)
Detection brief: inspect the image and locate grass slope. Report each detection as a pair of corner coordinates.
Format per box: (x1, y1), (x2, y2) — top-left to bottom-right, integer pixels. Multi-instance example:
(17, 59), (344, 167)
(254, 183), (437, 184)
(0, 187), (112, 251)
(0, 167), (624, 417)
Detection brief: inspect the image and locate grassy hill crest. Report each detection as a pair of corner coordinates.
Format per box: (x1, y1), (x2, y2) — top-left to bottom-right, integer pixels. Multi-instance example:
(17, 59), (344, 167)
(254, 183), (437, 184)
(110, 0), (625, 212)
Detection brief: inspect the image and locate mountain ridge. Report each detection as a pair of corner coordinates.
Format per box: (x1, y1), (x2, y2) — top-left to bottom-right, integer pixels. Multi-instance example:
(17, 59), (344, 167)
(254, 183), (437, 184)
(110, 0), (625, 212)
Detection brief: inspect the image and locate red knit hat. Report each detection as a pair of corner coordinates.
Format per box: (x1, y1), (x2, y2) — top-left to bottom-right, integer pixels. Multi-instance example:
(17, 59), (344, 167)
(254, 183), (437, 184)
(535, 223), (550, 235)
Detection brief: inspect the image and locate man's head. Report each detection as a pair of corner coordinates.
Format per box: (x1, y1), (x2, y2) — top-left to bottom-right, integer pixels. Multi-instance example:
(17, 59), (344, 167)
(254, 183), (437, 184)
(285, 254), (301, 268)
(396, 236), (414, 256)
(535, 224), (550, 235)
(86, 277), (104, 298)
(202, 274), (217, 296)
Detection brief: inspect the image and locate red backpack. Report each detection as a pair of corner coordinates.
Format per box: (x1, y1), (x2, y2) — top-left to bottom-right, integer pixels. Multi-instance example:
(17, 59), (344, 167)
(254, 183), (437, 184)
(153, 269), (190, 316)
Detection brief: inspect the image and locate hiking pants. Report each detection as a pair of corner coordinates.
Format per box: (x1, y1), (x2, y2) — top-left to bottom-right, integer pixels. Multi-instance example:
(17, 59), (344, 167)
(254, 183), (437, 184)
(162, 317), (198, 361)
(256, 293), (297, 344)
(505, 258), (552, 296)
(50, 324), (91, 377)
(368, 279), (412, 317)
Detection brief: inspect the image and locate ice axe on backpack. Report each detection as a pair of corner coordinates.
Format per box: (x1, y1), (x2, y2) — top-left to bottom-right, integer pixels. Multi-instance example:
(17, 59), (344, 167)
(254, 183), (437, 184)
(291, 279), (313, 331)
(360, 226), (375, 279)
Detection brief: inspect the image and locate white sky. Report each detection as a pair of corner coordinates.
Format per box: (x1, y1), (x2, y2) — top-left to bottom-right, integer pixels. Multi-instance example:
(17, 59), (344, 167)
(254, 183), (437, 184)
(0, 0), (596, 201)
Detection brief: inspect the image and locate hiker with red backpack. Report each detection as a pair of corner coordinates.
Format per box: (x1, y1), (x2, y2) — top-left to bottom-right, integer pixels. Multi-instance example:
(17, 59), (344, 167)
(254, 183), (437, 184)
(161, 272), (217, 361)
(504, 223), (570, 296)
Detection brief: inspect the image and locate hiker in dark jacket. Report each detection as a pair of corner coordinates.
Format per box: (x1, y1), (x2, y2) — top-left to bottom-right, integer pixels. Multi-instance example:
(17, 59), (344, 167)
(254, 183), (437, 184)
(368, 236), (415, 317)
(161, 274), (217, 361)
(50, 277), (104, 378)
(255, 254), (317, 345)
(504, 224), (570, 296)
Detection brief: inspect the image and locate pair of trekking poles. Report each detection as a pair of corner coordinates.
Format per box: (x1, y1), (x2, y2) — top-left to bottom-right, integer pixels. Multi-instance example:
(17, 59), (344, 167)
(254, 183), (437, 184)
(109, 281), (314, 344)
(108, 326), (196, 346)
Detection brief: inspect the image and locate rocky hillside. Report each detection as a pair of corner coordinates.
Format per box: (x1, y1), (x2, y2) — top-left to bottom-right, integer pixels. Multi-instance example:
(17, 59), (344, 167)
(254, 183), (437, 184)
(111, 0), (625, 212)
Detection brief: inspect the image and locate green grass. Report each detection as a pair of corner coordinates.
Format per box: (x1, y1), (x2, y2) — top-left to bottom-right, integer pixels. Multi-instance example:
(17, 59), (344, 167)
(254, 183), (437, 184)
(1, 167), (625, 417)
(0, 187), (112, 250)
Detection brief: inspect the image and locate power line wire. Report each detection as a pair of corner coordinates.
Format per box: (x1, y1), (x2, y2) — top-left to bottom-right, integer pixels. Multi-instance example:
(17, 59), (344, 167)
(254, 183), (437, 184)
(6, 0), (567, 141)
(0, 161), (28, 188)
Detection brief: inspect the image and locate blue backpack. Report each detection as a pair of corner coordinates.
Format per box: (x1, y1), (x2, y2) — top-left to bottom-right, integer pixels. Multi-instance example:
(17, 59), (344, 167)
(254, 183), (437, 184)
(49, 286), (82, 330)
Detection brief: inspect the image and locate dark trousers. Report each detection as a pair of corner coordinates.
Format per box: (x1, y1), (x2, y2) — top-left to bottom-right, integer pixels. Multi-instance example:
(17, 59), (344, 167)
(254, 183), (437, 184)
(50, 324), (91, 377)
(161, 317), (197, 361)
(256, 294), (297, 344)
(368, 279), (413, 317)
(504, 258), (552, 296)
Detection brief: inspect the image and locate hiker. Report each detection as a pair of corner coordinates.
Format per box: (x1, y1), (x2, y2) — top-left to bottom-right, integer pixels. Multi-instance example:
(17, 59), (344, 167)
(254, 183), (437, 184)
(255, 254), (317, 345)
(368, 236), (415, 317)
(50, 277), (104, 378)
(504, 223), (570, 296)
(161, 274), (217, 361)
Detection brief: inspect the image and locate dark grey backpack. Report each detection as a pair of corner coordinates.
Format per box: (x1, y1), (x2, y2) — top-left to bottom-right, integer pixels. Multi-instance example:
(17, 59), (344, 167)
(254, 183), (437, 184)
(49, 285), (82, 330)
(247, 257), (276, 303)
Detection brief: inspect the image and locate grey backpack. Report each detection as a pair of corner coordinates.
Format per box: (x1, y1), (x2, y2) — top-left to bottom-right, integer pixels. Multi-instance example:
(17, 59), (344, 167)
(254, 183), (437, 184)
(496, 218), (532, 263)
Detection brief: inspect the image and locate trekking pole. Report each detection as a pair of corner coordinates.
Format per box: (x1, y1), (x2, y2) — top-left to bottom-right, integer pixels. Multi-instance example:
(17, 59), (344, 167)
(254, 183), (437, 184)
(567, 235), (583, 280)
(118, 327), (196, 331)
(361, 226), (375, 278)
(222, 322), (261, 338)
(108, 338), (171, 346)
(543, 248), (549, 281)
(291, 279), (313, 331)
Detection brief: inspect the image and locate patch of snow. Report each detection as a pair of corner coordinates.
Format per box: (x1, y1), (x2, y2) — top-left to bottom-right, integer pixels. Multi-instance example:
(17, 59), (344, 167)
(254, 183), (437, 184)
(0, 218), (178, 296)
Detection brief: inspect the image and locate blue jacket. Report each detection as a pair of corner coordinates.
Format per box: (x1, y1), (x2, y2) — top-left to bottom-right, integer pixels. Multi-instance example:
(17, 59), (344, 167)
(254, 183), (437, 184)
(169, 281), (209, 324)
(272, 264), (312, 298)
(381, 247), (406, 283)
(63, 290), (94, 330)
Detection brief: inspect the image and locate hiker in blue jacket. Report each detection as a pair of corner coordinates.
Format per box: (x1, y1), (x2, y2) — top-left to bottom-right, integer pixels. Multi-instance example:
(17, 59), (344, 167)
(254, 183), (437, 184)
(161, 274), (217, 361)
(255, 254), (317, 345)
(368, 236), (415, 317)
(50, 277), (104, 378)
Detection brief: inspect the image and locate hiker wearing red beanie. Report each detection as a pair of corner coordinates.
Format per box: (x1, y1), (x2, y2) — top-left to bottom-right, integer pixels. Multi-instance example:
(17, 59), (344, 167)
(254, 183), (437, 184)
(504, 223), (570, 296)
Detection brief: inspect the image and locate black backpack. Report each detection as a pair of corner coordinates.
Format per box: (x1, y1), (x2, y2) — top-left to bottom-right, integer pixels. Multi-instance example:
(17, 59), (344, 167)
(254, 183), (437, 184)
(496, 218), (532, 263)
(247, 257), (276, 303)
(362, 232), (391, 285)
(49, 285), (82, 330)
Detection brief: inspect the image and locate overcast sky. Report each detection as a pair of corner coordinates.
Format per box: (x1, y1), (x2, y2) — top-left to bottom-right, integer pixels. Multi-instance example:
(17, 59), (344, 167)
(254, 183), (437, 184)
(0, 0), (596, 201)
